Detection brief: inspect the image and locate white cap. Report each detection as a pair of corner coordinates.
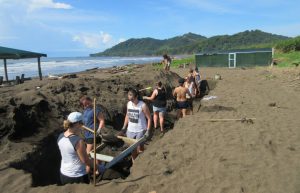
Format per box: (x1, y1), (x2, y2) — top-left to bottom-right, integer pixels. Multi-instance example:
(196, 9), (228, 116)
(67, 112), (83, 123)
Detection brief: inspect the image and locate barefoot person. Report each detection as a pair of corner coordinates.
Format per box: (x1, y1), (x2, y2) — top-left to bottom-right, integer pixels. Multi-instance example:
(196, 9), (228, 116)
(57, 112), (96, 185)
(120, 88), (151, 161)
(143, 81), (167, 133)
(80, 96), (105, 156)
(173, 78), (192, 119)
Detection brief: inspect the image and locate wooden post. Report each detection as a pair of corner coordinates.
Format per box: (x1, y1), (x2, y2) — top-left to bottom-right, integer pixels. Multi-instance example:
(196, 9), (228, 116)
(37, 57), (42, 80)
(271, 47), (275, 67)
(3, 59), (8, 81)
(93, 98), (96, 186)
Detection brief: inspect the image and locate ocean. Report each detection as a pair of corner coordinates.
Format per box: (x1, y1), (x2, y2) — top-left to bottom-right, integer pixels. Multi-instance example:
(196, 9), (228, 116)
(0, 56), (162, 80)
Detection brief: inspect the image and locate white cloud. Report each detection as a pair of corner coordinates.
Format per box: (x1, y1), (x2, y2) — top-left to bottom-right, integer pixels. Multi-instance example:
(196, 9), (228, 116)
(28, 0), (72, 12)
(118, 38), (127, 43)
(72, 32), (113, 49)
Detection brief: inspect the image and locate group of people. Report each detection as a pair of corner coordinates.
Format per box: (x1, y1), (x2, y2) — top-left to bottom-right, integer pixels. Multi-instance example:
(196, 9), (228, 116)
(173, 67), (205, 118)
(57, 83), (168, 185)
(57, 63), (206, 185)
(57, 96), (105, 185)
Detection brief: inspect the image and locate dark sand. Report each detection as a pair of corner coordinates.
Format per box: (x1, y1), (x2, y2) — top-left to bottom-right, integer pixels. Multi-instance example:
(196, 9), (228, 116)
(0, 64), (300, 193)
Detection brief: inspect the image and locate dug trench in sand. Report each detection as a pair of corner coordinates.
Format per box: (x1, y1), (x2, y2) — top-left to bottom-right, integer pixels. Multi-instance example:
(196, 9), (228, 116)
(0, 64), (199, 187)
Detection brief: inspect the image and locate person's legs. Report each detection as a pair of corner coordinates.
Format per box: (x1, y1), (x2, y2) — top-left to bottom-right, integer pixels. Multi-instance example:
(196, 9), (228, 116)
(85, 138), (100, 174)
(153, 111), (158, 129)
(182, 109), (187, 117)
(126, 130), (144, 161)
(136, 130), (146, 153)
(176, 109), (182, 119)
(131, 149), (138, 162)
(159, 112), (165, 132)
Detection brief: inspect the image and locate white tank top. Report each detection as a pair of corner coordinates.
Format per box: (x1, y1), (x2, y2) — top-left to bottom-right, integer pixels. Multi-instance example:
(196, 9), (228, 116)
(127, 101), (147, 132)
(57, 133), (86, 177)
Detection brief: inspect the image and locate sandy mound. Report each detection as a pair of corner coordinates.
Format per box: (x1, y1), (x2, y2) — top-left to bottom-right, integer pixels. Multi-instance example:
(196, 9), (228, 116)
(1, 65), (300, 193)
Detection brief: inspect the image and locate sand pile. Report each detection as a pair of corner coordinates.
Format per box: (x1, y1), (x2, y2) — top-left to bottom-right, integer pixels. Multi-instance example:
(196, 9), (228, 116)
(1, 65), (300, 193)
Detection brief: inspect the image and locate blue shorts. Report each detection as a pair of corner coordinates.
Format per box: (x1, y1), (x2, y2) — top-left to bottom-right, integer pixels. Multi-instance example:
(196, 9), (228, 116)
(126, 130), (145, 139)
(176, 101), (189, 109)
(153, 106), (166, 114)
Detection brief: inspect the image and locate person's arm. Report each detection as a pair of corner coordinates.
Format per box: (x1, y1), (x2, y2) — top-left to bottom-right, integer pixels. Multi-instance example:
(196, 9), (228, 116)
(143, 89), (157, 101)
(76, 139), (94, 172)
(97, 112), (105, 129)
(173, 88), (177, 98)
(123, 113), (128, 130)
(186, 88), (192, 98)
(142, 103), (151, 130)
(118, 105), (129, 136)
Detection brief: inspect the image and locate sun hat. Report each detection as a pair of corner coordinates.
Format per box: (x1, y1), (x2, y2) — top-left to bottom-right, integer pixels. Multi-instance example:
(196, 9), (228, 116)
(67, 112), (83, 123)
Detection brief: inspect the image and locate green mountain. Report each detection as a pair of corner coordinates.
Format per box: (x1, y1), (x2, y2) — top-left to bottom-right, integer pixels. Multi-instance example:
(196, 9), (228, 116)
(90, 30), (289, 56)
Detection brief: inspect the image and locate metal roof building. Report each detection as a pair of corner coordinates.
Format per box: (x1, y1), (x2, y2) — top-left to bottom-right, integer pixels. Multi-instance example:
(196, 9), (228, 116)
(0, 46), (47, 81)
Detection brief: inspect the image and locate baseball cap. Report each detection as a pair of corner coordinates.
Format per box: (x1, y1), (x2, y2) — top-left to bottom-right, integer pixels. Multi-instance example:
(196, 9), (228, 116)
(67, 112), (83, 123)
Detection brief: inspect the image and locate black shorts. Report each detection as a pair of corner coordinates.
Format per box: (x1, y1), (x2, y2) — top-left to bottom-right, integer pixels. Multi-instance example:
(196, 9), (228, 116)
(176, 101), (189, 109)
(84, 136), (101, 144)
(60, 173), (89, 185)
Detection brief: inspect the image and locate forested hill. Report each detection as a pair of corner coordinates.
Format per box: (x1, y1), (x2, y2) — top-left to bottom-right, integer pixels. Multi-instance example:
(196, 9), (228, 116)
(90, 30), (289, 57)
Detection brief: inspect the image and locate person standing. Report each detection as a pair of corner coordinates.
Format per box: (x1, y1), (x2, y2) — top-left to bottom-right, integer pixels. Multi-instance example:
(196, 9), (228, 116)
(162, 54), (172, 71)
(184, 76), (197, 114)
(80, 96), (105, 155)
(143, 81), (167, 133)
(57, 112), (95, 185)
(120, 88), (151, 161)
(173, 78), (192, 119)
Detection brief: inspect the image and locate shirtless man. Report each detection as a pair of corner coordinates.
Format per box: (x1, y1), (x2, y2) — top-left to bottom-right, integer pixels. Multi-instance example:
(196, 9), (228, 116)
(173, 78), (192, 119)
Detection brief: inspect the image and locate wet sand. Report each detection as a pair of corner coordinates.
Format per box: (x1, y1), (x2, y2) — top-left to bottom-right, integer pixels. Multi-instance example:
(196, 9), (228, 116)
(0, 64), (300, 193)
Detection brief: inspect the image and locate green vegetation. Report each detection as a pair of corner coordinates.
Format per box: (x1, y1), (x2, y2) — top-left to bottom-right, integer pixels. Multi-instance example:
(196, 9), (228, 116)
(271, 36), (300, 67)
(151, 56), (195, 70)
(91, 30), (288, 57)
(274, 51), (300, 67)
(171, 56), (195, 68)
(275, 36), (300, 53)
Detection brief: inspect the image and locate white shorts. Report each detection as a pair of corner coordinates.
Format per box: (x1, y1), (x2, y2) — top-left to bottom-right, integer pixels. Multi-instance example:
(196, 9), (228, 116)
(126, 130), (145, 139)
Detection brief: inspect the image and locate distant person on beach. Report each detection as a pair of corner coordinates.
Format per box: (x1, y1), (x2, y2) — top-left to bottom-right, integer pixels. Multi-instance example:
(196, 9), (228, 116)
(57, 112), (96, 185)
(80, 96), (105, 156)
(143, 81), (167, 133)
(187, 69), (195, 83)
(193, 67), (201, 85)
(173, 78), (192, 119)
(119, 88), (151, 161)
(193, 67), (201, 97)
(162, 54), (172, 71)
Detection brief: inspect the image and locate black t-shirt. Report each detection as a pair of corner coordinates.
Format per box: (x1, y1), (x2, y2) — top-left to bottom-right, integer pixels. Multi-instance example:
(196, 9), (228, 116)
(153, 88), (167, 108)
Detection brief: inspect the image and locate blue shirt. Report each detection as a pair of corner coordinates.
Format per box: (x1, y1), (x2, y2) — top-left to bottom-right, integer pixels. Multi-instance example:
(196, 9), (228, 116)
(83, 107), (101, 139)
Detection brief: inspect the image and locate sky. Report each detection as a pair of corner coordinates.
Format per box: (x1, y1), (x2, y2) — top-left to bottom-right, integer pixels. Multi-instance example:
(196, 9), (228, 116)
(0, 0), (299, 57)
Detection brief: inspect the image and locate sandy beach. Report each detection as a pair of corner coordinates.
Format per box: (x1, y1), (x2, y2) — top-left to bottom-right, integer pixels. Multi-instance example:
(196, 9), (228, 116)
(0, 64), (300, 193)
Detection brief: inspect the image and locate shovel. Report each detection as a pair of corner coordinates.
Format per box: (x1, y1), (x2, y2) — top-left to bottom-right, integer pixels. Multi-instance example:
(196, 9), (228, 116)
(81, 125), (123, 145)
